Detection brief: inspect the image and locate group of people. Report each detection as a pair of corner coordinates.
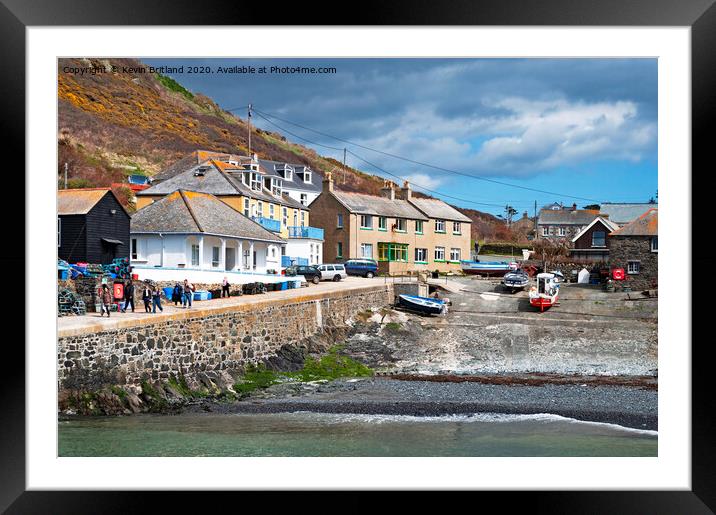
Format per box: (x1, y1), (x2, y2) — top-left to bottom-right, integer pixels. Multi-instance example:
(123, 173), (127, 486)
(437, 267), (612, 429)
(98, 278), (197, 317)
(169, 279), (197, 308)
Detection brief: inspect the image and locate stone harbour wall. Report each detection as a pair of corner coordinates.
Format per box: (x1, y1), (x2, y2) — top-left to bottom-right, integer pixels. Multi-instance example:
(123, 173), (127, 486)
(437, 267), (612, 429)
(57, 285), (393, 386)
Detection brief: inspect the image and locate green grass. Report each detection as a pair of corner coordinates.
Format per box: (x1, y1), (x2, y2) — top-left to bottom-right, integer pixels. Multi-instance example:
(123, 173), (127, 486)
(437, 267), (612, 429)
(155, 72), (194, 101)
(233, 346), (373, 395)
(384, 322), (403, 332)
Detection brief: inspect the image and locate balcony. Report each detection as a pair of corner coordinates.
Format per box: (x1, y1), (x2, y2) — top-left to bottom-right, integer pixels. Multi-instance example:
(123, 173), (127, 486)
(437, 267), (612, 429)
(287, 226), (324, 240)
(252, 216), (281, 233)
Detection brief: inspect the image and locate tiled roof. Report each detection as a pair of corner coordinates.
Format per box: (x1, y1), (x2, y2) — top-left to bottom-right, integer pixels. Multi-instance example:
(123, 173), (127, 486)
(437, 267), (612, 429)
(610, 208), (657, 237)
(131, 190), (284, 243)
(58, 188), (125, 215)
(599, 203), (658, 225)
(537, 208), (601, 225)
(331, 190), (429, 220)
(408, 197), (472, 223)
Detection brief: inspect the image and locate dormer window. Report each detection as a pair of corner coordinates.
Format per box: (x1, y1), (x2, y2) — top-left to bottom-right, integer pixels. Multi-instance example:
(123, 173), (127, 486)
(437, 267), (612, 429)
(272, 178), (283, 196)
(251, 172), (261, 191)
(280, 165), (293, 181)
(194, 166), (210, 177)
(303, 170), (312, 184)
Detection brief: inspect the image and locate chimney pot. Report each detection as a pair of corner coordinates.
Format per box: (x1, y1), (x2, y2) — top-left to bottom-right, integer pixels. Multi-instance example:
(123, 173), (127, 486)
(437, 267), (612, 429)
(323, 171), (334, 193)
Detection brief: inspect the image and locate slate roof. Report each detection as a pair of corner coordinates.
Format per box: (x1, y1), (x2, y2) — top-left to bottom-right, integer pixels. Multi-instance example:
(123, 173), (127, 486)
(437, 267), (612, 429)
(131, 190), (284, 243)
(610, 208), (657, 237)
(138, 160), (306, 210)
(331, 190), (428, 220)
(599, 203), (658, 225)
(537, 208), (601, 225)
(257, 159), (322, 193)
(408, 197), (472, 223)
(58, 188), (127, 216)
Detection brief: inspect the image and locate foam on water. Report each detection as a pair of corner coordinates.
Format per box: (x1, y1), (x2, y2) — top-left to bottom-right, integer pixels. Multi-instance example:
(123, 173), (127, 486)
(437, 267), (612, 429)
(272, 411), (657, 436)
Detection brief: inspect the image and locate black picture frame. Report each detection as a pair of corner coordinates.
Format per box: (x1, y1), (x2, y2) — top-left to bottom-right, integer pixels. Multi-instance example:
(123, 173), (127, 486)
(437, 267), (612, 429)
(3, 0), (712, 511)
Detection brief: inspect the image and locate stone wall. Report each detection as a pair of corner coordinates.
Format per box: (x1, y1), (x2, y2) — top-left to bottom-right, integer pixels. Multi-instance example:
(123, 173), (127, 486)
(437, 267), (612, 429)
(58, 284), (394, 386)
(609, 236), (658, 290)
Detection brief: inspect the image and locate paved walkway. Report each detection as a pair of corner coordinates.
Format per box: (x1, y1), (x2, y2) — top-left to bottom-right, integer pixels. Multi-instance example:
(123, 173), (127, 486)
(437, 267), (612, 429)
(58, 276), (383, 337)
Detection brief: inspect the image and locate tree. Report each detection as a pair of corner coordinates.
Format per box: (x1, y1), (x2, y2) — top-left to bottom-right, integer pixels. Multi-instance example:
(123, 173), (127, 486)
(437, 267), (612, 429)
(504, 205), (517, 226)
(583, 204), (601, 210)
(532, 238), (569, 270)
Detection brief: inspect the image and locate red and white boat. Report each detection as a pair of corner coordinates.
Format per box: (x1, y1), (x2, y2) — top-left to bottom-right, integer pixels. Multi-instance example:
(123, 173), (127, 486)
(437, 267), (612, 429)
(529, 273), (560, 312)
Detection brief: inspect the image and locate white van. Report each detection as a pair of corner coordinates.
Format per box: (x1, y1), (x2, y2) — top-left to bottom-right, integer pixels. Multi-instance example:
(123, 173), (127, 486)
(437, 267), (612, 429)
(316, 264), (348, 282)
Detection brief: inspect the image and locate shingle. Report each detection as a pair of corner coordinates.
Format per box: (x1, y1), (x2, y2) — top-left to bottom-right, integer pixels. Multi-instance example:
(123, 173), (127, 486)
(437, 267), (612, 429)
(408, 197), (472, 222)
(332, 190), (429, 219)
(131, 190), (285, 243)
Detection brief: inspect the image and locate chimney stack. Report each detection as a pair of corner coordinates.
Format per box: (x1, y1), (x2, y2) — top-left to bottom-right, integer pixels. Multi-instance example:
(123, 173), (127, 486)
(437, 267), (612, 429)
(571, 203), (577, 211)
(380, 179), (395, 200)
(397, 180), (412, 201)
(323, 171), (334, 193)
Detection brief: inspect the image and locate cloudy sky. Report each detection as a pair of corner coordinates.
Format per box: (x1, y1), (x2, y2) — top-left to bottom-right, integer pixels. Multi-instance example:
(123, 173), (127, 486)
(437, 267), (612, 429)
(144, 58), (657, 215)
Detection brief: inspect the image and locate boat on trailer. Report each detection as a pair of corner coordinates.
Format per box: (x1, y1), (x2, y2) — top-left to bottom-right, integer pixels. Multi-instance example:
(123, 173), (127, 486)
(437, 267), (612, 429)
(460, 260), (518, 276)
(502, 269), (530, 292)
(396, 294), (448, 315)
(528, 273), (560, 312)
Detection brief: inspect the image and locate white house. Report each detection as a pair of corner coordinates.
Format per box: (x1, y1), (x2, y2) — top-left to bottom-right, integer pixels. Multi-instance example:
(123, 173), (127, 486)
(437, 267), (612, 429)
(130, 189), (287, 284)
(257, 158), (322, 207)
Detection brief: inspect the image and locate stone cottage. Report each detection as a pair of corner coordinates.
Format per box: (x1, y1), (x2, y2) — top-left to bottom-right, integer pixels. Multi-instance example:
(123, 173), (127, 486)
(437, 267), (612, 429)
(608, 208), (658, 290)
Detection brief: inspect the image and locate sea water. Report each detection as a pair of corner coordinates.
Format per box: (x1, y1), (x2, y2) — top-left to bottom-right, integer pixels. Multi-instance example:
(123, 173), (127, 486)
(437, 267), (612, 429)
(58, 412), (657, 457)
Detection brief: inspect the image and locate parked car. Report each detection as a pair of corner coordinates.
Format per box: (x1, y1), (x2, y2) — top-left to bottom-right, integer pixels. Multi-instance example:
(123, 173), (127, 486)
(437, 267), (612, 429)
(345, 258), (378, 278)
(285, 265), (322, 285)
(316, 264), (348, 282)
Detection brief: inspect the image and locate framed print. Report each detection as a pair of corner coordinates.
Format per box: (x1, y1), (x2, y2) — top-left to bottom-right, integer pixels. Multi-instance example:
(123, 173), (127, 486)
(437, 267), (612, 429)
(3, 0), (714, 510)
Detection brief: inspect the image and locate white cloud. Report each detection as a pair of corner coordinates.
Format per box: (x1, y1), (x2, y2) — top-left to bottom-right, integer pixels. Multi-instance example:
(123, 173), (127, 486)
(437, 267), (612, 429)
(402, 173), (445, 190)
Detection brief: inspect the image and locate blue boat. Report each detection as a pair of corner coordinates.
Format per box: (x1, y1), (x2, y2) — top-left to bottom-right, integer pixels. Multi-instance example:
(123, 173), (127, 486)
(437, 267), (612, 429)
(396, 294), (448, 315)
(460, 260), (518, 276)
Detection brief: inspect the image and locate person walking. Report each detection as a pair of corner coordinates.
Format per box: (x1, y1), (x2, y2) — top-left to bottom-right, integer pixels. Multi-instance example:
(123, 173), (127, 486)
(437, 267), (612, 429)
(172, 282), (184, 306)
(122, 279), (135, 313)
(99, 283), (113, 317)
(142, 283), (152, 313)
(152, 284), (164, 313)
(221, 277), (230, 298)
(182, 279), (194, 308)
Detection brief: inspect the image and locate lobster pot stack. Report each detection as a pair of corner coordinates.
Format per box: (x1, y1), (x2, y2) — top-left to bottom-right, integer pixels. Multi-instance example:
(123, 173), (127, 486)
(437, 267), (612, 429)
(57, 288), (86, 317)
(242, 282), (266, 295)
(102, 257), (131, 280)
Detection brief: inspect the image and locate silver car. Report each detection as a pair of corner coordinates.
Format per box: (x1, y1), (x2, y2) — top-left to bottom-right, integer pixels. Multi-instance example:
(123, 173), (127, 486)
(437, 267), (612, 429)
(316, 264), (348, 282)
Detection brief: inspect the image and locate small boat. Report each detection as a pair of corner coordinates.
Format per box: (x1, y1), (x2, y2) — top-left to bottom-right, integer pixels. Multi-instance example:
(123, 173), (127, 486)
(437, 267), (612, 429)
(460, 260), (518, 276)
(396, 294), (448, 315)
(502, 269), (530, 292)
(549, 270), (565, 283)
(528, 273), (560, 312)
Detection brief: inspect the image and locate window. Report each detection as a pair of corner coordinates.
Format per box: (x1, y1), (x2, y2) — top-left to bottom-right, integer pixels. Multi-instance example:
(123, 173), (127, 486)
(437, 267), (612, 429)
(360, 215), (373, 229)
(300, 211), (306, 227)
(272, 178), (282, 196)
(191, 244), (200, 266)
(628, 261), (641, 274)
(304, 171), (312, 183)
(243, 249), (251, 269)
(212, 247), (220, 267)
(415, 248), (427, 263)
(294, 211), (298, 227)
(300, 193), (308, 206)
(378, 216), (387, 231)
(250, 172), (261, 191)
(415, 220), (423, 234)
(244, 198), (250, 217)
(360, 243), (373, 258)
(282, 167), (293, 181)
(542, 226), (549, 236)
(57, 218), (61, 247)
(131, 238), (137, 260)
(336, 242), (343, 259)
(282, 207), (288, 227)
(435, 219), (446, 233)
(269, 204), (275, 219)
(434, 246), (445, 261)
(337, 213), (344, 228)
(558, 227), (566, 237)
(651, 236), (658, 252)
(257, 201), (263, 217)
(592, 230), (606, 247)
(378, 242), (408, 262)
(270, 247), (276, 258)
(450, 248), (461, 262)
(395, 218), (406, 232)
(452, 222), (461, 234)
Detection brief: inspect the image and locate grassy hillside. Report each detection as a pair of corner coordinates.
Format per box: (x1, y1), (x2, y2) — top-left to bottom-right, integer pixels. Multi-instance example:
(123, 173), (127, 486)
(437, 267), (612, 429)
(57, 57), (520, 240)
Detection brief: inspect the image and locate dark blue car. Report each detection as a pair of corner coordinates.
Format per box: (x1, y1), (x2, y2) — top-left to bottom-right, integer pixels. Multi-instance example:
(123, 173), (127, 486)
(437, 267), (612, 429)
(345, 259), (378, 278)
